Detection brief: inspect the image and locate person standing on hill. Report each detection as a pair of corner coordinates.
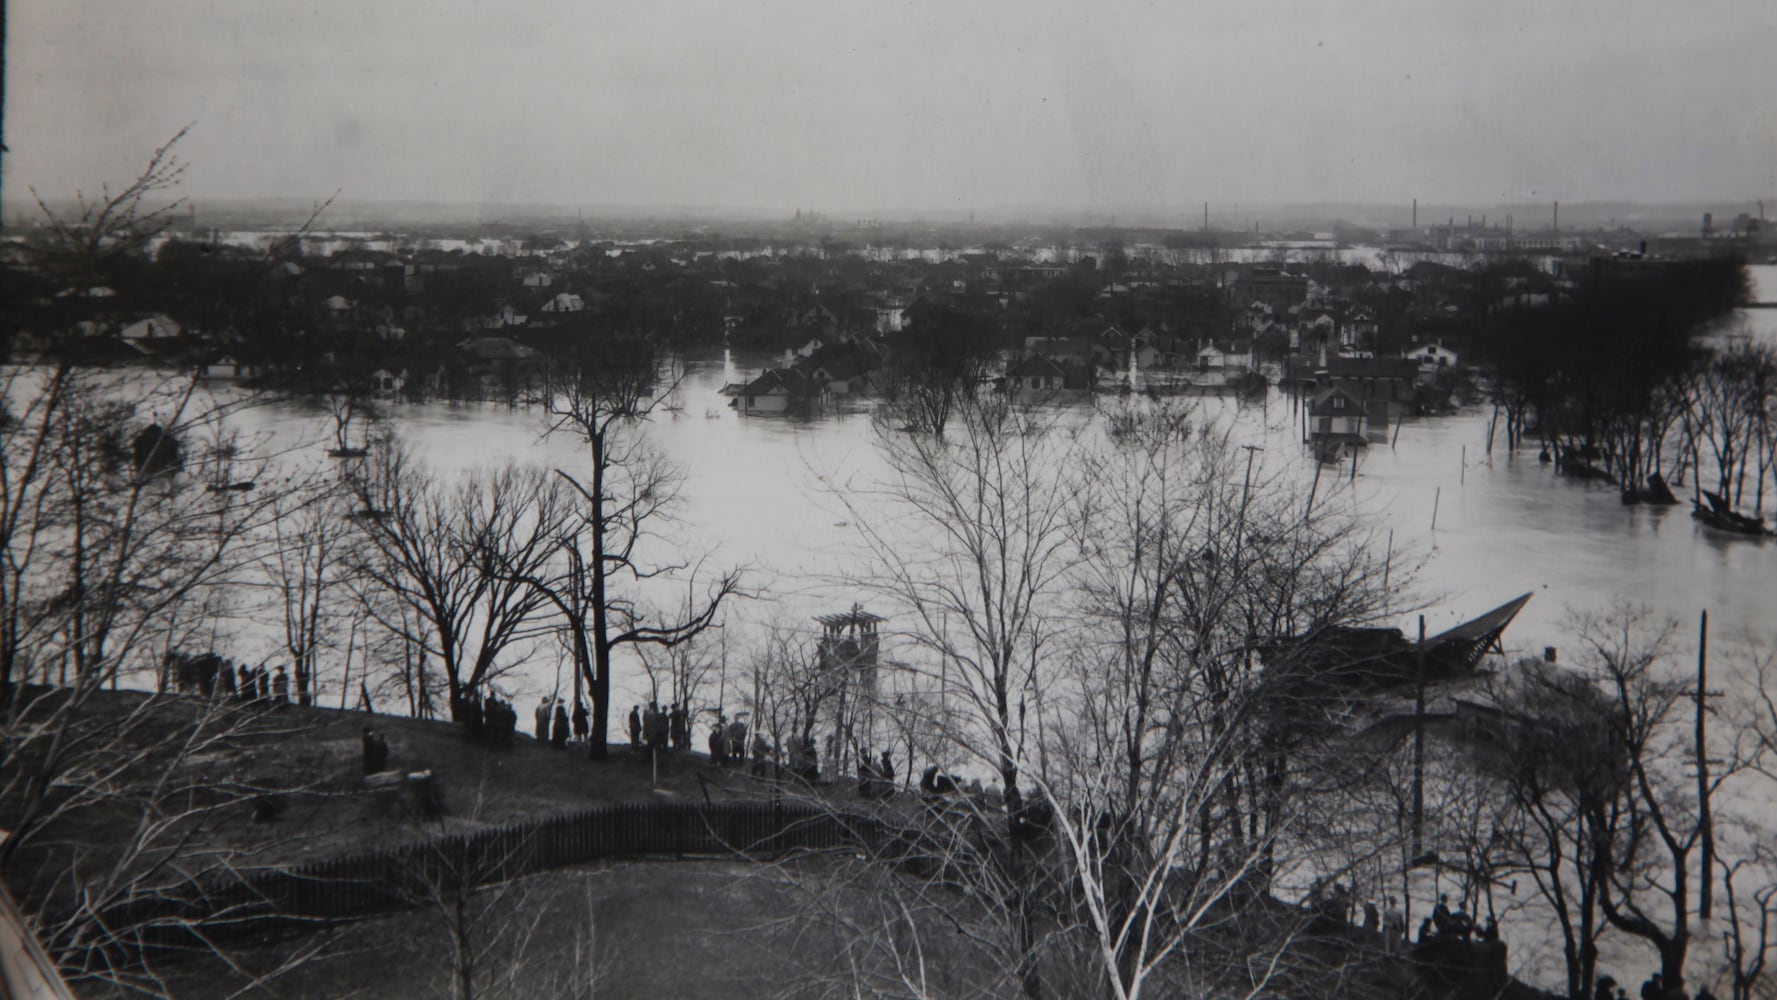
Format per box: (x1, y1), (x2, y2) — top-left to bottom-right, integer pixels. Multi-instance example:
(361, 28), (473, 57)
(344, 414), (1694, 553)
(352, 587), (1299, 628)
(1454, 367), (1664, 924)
(272, 666), (289, 704)
(709, 714), (728, 764)
(572, 700), (589, 743)
(552, 701), (570, 749)
(727, 717), (748, 763)
(669, 702), (689, 751)
(535, 697), (551, 742)
(628, 705), (643, 748)
(1382, 896), (1407, 952)
(644, 702), (667, 752)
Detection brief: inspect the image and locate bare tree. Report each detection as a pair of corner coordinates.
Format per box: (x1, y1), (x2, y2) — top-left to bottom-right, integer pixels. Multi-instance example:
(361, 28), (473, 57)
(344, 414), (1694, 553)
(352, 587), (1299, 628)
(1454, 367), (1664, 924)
(535, 340), (742, 756)
(1039, 401), (1402, 999)
(1572, 606), (1760, 999)
(264, 481), (354, 706)
(348, 440), (572, 722)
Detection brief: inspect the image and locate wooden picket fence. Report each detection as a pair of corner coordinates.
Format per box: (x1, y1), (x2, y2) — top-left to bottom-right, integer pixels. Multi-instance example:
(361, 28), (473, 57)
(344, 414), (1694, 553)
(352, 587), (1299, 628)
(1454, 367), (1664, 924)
(93, 800), (888, 952)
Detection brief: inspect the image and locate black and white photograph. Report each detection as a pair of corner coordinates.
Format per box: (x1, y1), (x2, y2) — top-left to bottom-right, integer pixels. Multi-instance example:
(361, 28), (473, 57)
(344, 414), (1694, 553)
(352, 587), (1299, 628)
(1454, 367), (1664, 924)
(3, 2), (1776, 997)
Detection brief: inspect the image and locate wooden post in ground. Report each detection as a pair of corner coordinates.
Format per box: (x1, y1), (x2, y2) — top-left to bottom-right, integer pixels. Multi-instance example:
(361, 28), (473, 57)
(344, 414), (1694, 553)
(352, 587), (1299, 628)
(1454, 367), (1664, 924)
(1698, 609), (1714, 919)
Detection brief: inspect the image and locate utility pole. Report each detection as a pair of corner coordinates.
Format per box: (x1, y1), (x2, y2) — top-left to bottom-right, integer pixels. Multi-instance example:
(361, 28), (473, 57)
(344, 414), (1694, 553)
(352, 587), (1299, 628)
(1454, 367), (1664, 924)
(1698, 609), (1715, 919)
(1412, 615), (1427, 859)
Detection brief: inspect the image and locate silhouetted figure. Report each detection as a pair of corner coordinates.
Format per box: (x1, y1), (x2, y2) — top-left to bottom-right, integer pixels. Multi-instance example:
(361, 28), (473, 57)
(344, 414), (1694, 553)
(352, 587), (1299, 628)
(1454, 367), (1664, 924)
(793, 735), (819, 781)
(1478, 915), (1498, 942)
(1594, 975), (1617, 1000)
(628, 705), (643, 748)
(708, 721), (727, 764)
(218, 660), (236, 696)
(572, 700), (589, 742)
(1417, 916), (1433, 944)
(257, 667), (272, 702)
(920, 765), (959, 798)
(484, 693), (513, 745)
(1640, 974), (1663, 1000)
(272, 666), (289, 703)
(1383, 896), (1406, 953)
(669, 703), (689, 751)
(1696, 988), (1717, 1000)
(536, 698), (551, 741)
(362, 728), (388, 774)
(462, 694), (484, 739)
(878, 749), (895, 794)
(751, 733), (771, 777)
(552, 702), (570, 749)
(1362, 900), (1380, 933)
(237, 664), (255, 702)
(726, 717), (747, 761)
(1432, 894), (1457, 938)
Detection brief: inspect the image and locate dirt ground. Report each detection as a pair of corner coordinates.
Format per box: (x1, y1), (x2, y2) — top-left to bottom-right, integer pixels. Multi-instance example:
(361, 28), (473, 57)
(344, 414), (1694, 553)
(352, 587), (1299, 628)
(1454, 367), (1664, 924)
(139, 858), (1000, 1000)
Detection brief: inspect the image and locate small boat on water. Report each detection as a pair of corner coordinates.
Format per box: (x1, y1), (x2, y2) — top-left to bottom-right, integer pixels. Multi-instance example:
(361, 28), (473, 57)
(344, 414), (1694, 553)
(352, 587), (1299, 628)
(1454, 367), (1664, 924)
(1691, 490), (1773, 538)
(1621, 472), (1679, 505)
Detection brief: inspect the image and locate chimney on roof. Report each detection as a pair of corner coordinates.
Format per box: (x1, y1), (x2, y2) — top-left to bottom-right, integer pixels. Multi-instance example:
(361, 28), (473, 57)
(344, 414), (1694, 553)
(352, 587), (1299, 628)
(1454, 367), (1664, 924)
(1412, 198), (1418, 228)
(1553, 201), (1559, 231)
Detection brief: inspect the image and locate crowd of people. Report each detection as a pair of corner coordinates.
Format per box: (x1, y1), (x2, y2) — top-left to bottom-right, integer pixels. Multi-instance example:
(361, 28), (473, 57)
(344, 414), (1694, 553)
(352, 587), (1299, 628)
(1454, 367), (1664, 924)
(1311, 885), (1500, 955)
(169, 652), (291, 706)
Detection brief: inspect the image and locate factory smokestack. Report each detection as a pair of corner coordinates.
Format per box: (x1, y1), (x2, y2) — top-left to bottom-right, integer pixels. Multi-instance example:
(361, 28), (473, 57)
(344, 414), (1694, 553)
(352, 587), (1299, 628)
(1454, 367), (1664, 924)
(1412, 198), (1417, 228)
(1553, 201), (1559, 231)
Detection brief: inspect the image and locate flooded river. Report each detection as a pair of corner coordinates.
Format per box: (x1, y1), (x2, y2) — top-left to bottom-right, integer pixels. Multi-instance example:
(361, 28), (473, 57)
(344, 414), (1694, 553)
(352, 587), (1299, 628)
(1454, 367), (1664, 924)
(218, 265), (1777, 703)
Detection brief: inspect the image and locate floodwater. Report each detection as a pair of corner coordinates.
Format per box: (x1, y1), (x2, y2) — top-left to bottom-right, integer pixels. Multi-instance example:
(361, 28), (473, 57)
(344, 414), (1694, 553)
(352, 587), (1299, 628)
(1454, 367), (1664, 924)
(233, 323), (1776, 701)
(213, 269), (1777, 993)
(216, 263), (1777, 708)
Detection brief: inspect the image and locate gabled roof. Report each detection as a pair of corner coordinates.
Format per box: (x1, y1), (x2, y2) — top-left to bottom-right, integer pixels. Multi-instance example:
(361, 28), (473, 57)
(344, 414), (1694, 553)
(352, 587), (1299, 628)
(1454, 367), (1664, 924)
(1006, 355), (1067, 378)
(1309, 385), (1362, 412)
(742, 368), (819, 397)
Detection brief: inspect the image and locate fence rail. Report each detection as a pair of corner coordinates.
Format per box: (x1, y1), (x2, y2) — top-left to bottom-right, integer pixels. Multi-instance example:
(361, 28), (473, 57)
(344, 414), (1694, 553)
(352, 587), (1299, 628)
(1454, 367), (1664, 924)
(87, 800), (888, 952)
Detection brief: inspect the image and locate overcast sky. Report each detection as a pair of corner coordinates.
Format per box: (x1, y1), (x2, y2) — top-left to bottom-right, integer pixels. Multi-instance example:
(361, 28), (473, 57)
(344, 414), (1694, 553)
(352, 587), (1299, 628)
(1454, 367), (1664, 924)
(5, 0), (1776, 215)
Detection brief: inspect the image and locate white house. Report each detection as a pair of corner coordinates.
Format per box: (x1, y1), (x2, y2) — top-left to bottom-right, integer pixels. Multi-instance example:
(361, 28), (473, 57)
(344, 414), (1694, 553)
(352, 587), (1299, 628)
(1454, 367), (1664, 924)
(1196, 339), (1254, 371)
(1003, 356), (1069, 403)
(120, 314), (182, 342)
(541, 292), (585, 313)
(1404, 342), (1460, 369)
(202, 355), (248, 379)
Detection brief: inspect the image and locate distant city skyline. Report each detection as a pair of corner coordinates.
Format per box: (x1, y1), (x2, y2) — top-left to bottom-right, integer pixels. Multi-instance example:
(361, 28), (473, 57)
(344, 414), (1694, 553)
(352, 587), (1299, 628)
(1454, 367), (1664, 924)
(5, 0), (1776, 215)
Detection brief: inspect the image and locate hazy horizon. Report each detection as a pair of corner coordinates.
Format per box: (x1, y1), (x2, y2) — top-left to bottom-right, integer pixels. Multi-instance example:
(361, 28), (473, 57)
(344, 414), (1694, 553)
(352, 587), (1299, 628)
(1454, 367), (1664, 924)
(5, 0), (1776, 216)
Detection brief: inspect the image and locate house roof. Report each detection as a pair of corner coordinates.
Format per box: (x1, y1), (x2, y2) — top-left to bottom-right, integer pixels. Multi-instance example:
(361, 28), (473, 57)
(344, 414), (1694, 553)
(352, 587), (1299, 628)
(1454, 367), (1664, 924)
(1325, 357), (1418, 379)
(1006, 356), (1067, 378)
(456, 337), (540, 361)
(1309, 385), (1361, 412)
(742, 368), (819, 397)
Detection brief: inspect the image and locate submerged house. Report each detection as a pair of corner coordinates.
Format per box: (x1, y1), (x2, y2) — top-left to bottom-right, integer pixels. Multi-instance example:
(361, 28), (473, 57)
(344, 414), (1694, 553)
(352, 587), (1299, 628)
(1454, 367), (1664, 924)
(1308, 385), (1390, 448)
(735, 368), (822, 415)
(1003, 356), (1069, 403)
